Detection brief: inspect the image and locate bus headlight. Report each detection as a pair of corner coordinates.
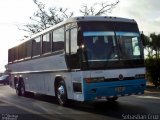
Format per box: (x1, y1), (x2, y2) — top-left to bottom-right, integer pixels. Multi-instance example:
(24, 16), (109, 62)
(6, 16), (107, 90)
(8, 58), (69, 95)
(85, 77), (105, 83)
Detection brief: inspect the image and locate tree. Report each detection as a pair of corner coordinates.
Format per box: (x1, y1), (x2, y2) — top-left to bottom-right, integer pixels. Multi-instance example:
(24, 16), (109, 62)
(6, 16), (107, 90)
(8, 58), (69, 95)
(18, 0), (73, 34)
(150, 33), (160, 59)
(143, 33), (160, 59)
(19, 0), (119, 34)
(143, 34), (154, 58)
(145, 33), (160, 87)
(80, 1), (119, 16)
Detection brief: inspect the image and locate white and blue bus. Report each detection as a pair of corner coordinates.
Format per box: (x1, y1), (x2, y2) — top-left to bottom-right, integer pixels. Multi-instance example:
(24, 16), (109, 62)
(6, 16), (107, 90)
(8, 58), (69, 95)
(8, 16), (146, 105)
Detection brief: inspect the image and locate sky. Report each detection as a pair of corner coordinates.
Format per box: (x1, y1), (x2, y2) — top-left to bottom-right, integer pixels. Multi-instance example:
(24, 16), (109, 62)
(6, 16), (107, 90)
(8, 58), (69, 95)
(0, 0), (160, 72)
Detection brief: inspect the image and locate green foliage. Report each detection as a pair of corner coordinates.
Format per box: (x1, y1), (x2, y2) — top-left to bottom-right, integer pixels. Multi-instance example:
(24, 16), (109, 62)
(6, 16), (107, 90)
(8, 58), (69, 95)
(145, 58), (160, 87)
(143, 33), (160, 59)
(150, 33), (160, 59)
(144, 33), (160, 87)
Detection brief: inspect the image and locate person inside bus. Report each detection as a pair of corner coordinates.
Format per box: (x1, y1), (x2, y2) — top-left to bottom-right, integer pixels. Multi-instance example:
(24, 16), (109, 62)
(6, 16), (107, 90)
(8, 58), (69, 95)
(92, 36), (117, 60)
(105, 36), (118, 59)
(92, 36), (107, 60)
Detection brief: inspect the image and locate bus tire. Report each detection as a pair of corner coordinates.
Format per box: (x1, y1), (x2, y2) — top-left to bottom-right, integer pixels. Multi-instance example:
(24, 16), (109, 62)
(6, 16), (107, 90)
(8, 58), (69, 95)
(107, 97), (118, 102)
(16, 81), (26, 97)
(55, 80), (68, 106)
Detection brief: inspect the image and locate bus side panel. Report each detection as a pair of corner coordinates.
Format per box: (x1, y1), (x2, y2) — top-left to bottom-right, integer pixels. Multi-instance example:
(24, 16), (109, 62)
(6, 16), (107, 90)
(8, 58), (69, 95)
(8, 54), (71, 96)
(22, 72), (73, 98)
(8, 53), (67, 73)
(23, 73), (55, 95)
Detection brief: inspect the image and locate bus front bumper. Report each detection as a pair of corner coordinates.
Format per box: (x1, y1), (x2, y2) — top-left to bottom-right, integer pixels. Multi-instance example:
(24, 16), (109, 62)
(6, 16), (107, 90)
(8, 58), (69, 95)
(83, 79), (146, 101)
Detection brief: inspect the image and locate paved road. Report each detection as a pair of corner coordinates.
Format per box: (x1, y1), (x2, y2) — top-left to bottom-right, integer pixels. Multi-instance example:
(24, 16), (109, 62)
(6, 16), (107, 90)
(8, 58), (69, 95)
(0, 85), (160, 120)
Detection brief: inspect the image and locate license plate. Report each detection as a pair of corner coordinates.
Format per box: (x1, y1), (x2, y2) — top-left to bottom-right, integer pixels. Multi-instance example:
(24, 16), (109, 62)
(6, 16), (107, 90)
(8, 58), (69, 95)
(115, 87), (125, 92)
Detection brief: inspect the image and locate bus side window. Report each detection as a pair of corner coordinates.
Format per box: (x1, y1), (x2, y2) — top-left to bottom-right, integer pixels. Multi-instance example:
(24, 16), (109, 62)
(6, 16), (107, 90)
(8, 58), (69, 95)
(52, 27), (64, 52)
(42, 33), (51, 54)
(32, 37), (41, 57)
(70, 27), (79, 69)
(65, 30), (70, 69)
(26, 40), (32, 59)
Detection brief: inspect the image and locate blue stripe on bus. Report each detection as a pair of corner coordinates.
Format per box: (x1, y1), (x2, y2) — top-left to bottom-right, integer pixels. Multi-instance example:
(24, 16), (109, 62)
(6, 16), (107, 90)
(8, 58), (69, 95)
(83, 79), (146, 101)
(115, 32), (139, 36)
(83, 31), (114, 36)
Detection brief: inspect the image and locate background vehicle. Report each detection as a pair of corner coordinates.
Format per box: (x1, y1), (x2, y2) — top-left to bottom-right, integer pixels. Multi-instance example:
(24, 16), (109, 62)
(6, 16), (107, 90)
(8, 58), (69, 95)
(8, 16), (146, 106)
(0, 75), (9, 85)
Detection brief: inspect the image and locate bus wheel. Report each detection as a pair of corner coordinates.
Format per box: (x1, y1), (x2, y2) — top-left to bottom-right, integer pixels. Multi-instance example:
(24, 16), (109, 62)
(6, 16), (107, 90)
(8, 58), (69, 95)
(16, 82), (26, 96)
(107, 97), (118, 102)
(56, 81), (68, 106)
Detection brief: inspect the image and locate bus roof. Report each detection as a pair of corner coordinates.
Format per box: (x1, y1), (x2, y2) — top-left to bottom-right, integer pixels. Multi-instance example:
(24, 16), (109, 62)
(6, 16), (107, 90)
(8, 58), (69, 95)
(10, 16), (136, 48)
(65, 16), (136, 23)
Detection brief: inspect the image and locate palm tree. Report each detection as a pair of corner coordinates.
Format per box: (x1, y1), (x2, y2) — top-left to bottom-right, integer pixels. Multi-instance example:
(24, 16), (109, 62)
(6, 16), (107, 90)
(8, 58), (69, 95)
(148, 33), (160, 87)
(150, 33), (160, 59)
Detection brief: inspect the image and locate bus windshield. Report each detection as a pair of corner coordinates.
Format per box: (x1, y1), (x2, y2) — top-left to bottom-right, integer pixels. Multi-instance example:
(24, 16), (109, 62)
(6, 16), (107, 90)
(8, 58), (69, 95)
(83, 31), (118, 61)
(116, 32), (141, 59)
(83, 31), (143, 69)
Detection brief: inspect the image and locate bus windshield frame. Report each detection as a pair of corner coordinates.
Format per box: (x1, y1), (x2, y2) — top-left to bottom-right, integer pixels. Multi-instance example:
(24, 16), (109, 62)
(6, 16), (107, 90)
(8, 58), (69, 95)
(78, 21), (144, 70)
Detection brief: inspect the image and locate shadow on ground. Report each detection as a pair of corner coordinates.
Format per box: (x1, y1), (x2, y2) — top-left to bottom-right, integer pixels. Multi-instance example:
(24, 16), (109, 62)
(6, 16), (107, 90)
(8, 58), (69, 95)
(24, 93), (149, 120)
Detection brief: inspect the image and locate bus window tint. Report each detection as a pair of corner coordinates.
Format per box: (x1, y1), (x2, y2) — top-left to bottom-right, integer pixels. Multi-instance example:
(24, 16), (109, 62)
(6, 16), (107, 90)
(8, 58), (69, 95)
(43, 33), (51, 54)
(65, 30), (69, 54)
(18, 43), (25, 60)
(26, 40), (32, 58)
(70, 27), (79, 69)
(116, 32), (141, 59)
(32, 37), (41, 57)
(132, 37), (140, 56)
(15, 47), (18, 61)
(52, 27), (64, 52)
(83, 31), (117, 61)
(8, 48), (15, 62)
(71, 28), (78, 54)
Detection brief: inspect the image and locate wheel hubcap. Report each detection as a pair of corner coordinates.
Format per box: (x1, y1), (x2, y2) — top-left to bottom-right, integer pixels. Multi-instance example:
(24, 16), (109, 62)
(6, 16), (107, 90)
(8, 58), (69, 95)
(57, 85), (65, 104)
